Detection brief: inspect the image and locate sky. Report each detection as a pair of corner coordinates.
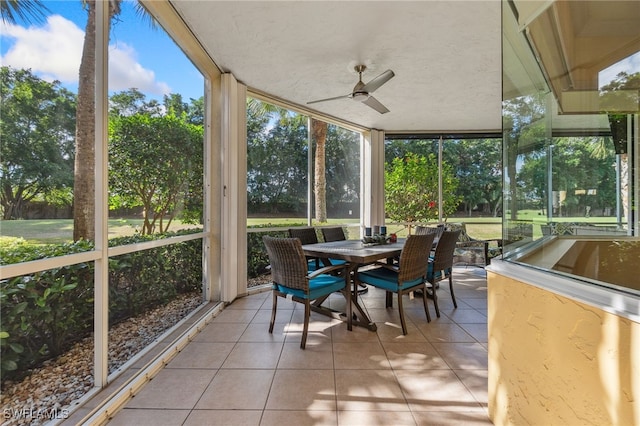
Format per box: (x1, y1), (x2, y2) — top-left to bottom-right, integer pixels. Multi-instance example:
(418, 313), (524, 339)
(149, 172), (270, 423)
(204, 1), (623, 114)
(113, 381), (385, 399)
(1, 1), (637, 102)
(0, 0), (204, 102)
(599, 51), (640, 89)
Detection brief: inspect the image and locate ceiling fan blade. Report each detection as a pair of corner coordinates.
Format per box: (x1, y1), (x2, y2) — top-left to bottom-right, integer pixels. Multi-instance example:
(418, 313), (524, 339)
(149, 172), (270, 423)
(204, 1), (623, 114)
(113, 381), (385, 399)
(307, 94), (351, 105)
(362, 96), (390, 114)
(361, 69), (395, 93)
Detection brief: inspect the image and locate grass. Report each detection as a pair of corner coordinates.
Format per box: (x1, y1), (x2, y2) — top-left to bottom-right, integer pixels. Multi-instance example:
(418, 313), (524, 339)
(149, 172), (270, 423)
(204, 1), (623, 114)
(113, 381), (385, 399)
(0, 219), (202, 245)
(1, 211), (623, 245)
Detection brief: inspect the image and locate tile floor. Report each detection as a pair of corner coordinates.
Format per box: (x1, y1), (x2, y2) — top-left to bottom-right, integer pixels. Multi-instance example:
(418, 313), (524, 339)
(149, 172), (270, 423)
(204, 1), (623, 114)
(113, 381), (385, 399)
(107, 267), (491, 425)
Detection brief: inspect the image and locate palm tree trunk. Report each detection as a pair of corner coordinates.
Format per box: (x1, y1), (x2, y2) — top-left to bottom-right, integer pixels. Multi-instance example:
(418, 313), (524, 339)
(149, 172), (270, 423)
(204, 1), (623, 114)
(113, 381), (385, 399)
(73, 0), (96, 241)
(312, 119), (327, 223)
(73, 0), (121, 241)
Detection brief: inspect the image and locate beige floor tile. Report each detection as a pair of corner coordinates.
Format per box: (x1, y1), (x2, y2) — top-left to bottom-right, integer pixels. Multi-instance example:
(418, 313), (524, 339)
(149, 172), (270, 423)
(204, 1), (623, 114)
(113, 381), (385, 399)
(338, 410), (417, 425)
(462, 298), (488, 310)
(125, 368), (215, 409)
(252, 307), (293, 324)
(365, 307), (405, 323)
(195, 369), (274, 410)
(381, 342), (449, 370)
(416, 322), (476, 343)
(394, 369), (483, 412)
(333, 342), (391, 370)
(265, 369), (336, 410)
(211, 308), (258, 323)
(406, 307), (454, 324)
(278, 341), (334, 369)
(375, 320), (428, 342)
(445, 308), (487, 324)
(431, 296), (459, 312)
(331, 323), (379, 343)
(412, 410), (492, 425)
(167, 342), (234, 369)
(458, 323), (488, 343)
(193, 322), (248, 342)
(274, 318), (334, 346)
(335, 369), (410, 411)
(454, 369), (489, 408)
(221, 342), (283, 369)
(107, 408), (190, 425)
(83, 268), (492, 424)
(239, 322), (287, 342)
(431, 342), (488, 370)
(261, 410), (338, 426)
(183, 409), (262, 425)
(225, 294), (268, 310)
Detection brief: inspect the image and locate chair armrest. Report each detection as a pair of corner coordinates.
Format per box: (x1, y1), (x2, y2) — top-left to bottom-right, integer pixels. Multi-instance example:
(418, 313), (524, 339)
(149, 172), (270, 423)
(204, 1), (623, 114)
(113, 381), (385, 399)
(308, 263), (348, 278)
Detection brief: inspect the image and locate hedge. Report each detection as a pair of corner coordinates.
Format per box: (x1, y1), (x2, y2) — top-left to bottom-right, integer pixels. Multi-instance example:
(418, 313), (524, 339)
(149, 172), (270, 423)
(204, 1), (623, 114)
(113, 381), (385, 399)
(0, 231), (201, 381)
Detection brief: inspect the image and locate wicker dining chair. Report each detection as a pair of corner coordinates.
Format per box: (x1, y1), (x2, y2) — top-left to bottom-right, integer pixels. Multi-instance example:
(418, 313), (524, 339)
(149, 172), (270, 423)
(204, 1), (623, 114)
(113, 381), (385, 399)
(263, 236), (351, 349)
(321, 226), (347, 242)
(426, 229), (461, 318)
(289, 227), (346, 270)
(415, 224), (445, 239)
(354, 233), (436, 335)
(288, 227), (323, 270)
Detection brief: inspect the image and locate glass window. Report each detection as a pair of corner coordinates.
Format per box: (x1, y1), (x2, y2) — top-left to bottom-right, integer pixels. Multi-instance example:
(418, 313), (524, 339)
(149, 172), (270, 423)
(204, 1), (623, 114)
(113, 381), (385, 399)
(1, 1), (210, 418)
(384, 136), (502, 241)
(502, 0), (639, 295)
(106, 1), (205, 370)
(246, 98), (363, 287)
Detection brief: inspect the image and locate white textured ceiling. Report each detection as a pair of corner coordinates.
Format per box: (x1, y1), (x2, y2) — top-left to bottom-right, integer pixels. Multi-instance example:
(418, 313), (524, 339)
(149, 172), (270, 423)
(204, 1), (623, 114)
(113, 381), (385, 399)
(170, 1), (503, 133)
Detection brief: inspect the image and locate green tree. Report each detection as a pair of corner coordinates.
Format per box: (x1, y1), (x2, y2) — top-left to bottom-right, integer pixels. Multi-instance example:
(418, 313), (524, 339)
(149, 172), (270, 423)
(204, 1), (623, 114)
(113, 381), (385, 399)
(247, 107), (308, 214)
(0, 67), (76, 219)
(600, 71), (640, 221)
(445, 139), (502, 216)
(109, 88), (162, 117)
(385, 153), (460, 232)
(109, 113), (203, 234)
(324, 124), (360, 214)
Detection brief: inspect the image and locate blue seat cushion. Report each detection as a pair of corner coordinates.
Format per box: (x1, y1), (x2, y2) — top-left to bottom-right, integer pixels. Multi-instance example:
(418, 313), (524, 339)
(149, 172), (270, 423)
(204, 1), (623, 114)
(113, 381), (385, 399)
(427, 262), (451, 281)
(274, 274), (345, 300)
(358, 267), (423, 292)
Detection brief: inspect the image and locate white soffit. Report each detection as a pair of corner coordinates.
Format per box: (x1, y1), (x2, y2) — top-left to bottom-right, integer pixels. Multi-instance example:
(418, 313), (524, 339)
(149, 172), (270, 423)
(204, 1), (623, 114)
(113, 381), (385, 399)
(170, 0), (503, 133)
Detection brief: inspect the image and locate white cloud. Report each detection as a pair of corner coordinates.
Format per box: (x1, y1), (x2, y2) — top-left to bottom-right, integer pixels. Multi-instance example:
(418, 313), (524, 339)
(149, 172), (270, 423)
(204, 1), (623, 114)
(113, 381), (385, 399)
(1, 15), (83, 83)
(1, 15), (171, 95)
(108, 42), (171, 94)
(599, 51), (640, 88)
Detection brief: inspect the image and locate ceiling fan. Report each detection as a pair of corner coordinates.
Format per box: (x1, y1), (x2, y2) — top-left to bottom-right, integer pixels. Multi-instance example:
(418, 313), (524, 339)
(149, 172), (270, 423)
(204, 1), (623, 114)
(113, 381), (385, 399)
(307, 65), (395, 114)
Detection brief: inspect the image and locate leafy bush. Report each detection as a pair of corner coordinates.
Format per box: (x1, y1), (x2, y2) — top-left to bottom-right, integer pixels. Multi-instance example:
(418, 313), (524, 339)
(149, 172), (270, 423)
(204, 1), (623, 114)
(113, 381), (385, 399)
(247, 224), (298, 277)
(0, 231), (201, 381)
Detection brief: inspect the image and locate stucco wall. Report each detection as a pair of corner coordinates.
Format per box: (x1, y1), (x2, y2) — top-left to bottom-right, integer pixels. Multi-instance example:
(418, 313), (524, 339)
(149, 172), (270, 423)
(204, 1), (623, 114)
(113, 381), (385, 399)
(488, 270), (639, 425)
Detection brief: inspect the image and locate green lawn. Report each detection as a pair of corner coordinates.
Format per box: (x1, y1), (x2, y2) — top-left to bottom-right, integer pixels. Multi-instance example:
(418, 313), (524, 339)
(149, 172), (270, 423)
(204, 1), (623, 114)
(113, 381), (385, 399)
(0, 219), (202, 245)
(1, 212), (623, 245)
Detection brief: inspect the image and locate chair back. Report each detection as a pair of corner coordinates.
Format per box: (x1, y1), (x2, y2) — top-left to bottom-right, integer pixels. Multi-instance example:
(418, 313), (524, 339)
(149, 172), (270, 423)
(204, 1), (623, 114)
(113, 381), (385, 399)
(444, 223), (469, 242)
(432, 230), (461, 271)
(397, 234), (436, 283)
(288, 227), (318, 245)
(321, 227), (346, 242)
(415, 224), (444, 238)
(263, 236), (309, 291)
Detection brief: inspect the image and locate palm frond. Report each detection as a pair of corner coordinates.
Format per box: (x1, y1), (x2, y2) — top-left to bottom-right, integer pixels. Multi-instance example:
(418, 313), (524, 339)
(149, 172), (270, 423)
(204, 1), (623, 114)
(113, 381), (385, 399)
(1, 0), (50, 24)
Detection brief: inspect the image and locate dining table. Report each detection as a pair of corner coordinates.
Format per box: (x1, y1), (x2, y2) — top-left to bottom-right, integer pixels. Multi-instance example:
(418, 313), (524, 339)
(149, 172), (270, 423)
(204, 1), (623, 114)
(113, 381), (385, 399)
(301, 238), (407, 332)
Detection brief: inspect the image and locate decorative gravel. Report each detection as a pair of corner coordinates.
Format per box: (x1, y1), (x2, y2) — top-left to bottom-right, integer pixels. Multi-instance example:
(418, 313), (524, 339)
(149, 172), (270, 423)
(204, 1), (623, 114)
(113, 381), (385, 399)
(0, 276), (273, 425)
(1, 292), (203, 426)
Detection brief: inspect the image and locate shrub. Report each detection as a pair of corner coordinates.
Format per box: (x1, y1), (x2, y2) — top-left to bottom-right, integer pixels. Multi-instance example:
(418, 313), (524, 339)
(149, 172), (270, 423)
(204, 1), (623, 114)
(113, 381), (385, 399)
(246, 224), (299, 278)
(0, 231), (202, 381)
